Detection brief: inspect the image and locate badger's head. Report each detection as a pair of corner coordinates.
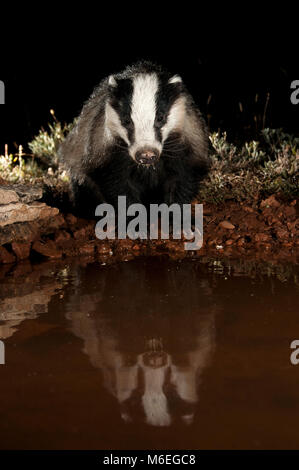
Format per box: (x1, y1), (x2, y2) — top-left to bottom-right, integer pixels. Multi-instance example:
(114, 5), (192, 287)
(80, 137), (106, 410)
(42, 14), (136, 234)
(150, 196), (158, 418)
(105, 70), (186, 166)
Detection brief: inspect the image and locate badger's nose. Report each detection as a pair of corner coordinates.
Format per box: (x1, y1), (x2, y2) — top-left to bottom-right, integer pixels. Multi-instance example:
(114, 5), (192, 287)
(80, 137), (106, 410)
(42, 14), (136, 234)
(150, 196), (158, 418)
(135, 148), (159, 165)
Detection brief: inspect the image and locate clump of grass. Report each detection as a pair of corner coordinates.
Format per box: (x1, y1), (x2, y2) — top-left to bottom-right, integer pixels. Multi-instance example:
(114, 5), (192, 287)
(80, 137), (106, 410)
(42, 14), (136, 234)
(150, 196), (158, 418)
(0, 147), (44, 183)
(199, 128), (299, 203)
(28, 110), (74, 169)
(0, 111), (73, 184)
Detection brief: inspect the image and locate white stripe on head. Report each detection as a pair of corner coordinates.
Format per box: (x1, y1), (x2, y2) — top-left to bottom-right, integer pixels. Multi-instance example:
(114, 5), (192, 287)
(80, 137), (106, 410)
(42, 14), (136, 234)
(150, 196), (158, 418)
(161, 96), (186, 142)
(129, 74), (162, 158)
(168, 74), (182, 84)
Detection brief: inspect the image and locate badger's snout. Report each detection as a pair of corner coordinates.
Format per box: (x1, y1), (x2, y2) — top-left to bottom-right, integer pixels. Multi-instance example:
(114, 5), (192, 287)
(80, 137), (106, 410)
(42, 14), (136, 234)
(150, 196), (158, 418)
(135, 147), (160, 166)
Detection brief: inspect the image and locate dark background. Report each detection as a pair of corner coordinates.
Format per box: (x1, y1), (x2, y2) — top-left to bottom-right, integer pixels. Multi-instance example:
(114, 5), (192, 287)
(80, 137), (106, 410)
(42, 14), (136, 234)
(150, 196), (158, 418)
(0, 18), (298, 152)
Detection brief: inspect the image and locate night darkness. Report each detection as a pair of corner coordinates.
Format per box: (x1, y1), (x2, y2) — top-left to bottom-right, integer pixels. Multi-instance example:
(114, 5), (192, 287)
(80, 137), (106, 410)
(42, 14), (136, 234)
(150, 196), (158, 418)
(1, 17), (298, 152)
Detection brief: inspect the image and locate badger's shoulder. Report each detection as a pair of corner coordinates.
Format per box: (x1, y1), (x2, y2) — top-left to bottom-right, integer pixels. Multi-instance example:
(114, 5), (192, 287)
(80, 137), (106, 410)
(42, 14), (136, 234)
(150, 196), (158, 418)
(174, 86), (209, 165)
(59, 78), (111, 177)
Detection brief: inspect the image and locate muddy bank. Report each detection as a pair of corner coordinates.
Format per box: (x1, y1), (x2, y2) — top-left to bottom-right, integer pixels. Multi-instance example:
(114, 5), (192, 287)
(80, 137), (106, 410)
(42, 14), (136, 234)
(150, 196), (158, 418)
(0, 185), (298, 265)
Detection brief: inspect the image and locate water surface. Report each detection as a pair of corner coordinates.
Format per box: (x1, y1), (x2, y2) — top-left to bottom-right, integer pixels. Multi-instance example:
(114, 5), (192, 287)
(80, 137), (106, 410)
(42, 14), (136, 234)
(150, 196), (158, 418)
(0, 256), (298, 449)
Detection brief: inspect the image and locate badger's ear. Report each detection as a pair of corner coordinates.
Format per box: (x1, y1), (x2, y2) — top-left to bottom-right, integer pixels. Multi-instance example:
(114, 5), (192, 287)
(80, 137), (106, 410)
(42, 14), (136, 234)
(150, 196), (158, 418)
(108, 75), (117, 87)
(168, 75), (182, 85)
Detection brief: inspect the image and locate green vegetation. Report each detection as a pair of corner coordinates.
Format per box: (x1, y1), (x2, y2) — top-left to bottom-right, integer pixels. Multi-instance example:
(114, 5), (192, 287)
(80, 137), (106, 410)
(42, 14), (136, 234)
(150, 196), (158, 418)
(0, 115), (298, 203)
(0, 148), (45, 183)
(199, 128), (299, 203)
(0, 112), (72, 184)
(28, 117), (74, 169)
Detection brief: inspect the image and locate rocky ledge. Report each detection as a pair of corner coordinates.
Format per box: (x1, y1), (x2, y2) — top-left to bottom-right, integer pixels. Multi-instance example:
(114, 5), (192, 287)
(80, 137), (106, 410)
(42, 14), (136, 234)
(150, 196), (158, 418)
(0, 184), (298, 265)
(0, 184), (62, 262)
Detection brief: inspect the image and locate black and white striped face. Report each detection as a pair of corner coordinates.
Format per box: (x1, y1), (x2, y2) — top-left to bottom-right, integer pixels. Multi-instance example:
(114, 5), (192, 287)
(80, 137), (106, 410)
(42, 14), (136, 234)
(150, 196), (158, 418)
(105, 72), (186, 165)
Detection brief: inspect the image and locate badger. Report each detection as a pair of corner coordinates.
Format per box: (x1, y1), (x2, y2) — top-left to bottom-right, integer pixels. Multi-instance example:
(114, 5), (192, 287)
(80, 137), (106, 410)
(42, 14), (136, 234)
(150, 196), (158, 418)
(59, 62), (210, 217)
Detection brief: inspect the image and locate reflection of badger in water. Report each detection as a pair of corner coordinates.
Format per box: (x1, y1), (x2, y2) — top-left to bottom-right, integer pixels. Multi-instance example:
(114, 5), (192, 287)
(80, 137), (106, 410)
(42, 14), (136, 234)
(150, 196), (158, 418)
(65, 259), (216, 426)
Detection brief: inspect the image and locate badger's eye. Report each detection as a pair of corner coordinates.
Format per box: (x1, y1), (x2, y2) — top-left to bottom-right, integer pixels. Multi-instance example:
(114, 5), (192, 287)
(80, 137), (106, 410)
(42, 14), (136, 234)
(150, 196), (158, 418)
(123, 116), (133, 128)
(156, 112), (166, 126)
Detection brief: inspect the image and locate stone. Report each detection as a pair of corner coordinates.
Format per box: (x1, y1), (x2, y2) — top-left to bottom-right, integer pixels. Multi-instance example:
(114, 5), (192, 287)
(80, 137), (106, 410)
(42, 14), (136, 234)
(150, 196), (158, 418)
(219, 220), (235, 230)
(287, 220), (299, 232)
(236, 237), (245, 247)
(0, 215), (64, 246)
(54, 230), (71, 242)
(260, 195), (280, 209)
(55, 239), (77, 257)
(254, 233), (271, 243)
(203, 204), (213, 215)
(97, 242), (113, 254)
(0, 201), (59, 227)
(32, 240), (62, 258)
(117, 239), (134, 251)
(0, 246), (16, 264)
(0, 187), (19, 204)
(166, 241), (185, 252)
(73, 228), (87, 240)
(283, 206), (296, 219)
(244, 214), (258, 227)
(4, 184), (43, 203)
(79, 242), (95, 256)
(11, 242), (31, 260)
(243, 206), (254, 213)
(275, 229), (289, 241)
(65, 213), (77, 226)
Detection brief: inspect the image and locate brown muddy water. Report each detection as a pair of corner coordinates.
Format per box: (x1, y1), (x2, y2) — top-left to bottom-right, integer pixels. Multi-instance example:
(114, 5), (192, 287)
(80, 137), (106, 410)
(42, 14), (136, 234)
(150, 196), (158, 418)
(0, 255), (298, 450)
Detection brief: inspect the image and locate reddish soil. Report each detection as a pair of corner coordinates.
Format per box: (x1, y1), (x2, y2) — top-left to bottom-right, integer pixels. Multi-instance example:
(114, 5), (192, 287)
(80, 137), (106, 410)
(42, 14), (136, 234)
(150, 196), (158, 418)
(0, 194), (298, 265)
